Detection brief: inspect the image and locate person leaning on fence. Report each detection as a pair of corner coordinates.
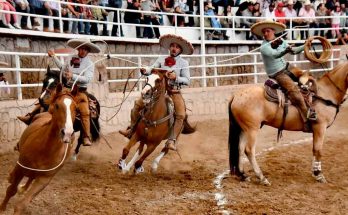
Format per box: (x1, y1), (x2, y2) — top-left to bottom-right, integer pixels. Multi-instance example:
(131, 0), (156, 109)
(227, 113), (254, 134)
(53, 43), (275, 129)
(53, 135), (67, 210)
(119, 34), (194, 151)
(0, 62), (10, 97)
(18, 38), (101, 146)
(250, 20), (316, 131)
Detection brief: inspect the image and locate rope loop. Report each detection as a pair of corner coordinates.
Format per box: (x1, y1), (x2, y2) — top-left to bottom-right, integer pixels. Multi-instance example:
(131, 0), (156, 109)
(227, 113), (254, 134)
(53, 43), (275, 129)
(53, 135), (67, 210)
(304, 36), (332, 64)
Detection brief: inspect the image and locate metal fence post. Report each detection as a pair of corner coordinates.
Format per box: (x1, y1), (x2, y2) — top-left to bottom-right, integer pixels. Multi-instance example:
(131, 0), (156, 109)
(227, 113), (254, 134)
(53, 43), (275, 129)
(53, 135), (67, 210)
(137, 56), (143, 91)
(213, 56), (218, 87)
(253, 54), (258, 84)
(199, 0), (207, 88)
(15, 55), (22, 100)
(58, 0), (63, 33)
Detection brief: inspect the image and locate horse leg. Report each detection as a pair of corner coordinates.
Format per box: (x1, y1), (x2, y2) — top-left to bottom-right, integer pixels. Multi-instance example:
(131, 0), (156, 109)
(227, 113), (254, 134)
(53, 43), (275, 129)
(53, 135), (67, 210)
(18, 177), (34, 194)
(72, 137), (83, 161)
(244, 129), (271, 186)
(312, 125), (327, 183)
(237, 133), (250, 181)
(123, 142), (145, 173)
(0, 165), (24, 211)
(134, 143), (158, 174)
(118, 134), (139, 171)
(13, 176), (52, 215)
(151, 147), (169, 173)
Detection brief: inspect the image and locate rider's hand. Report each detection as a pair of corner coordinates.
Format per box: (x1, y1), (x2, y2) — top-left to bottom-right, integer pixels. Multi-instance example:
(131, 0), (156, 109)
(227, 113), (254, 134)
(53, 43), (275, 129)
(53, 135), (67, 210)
(166, 71), (176, 80)
(286, 45), (295, 54)
(140, 68), (147, 75)
(48, 50), (55, 57)
(64, 70), (73, 80)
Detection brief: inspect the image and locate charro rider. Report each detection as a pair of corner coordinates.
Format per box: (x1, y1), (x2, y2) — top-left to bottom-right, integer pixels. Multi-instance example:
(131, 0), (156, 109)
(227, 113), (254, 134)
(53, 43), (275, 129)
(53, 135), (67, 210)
(18, 38), (101, 146)
(250, 20), (317, 129)
(119, 34), (194, 151)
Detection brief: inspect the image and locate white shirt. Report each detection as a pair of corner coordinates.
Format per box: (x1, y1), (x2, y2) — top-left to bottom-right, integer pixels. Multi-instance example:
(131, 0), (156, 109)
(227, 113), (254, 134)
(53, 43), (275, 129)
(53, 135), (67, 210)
(0, 80), (10, 95)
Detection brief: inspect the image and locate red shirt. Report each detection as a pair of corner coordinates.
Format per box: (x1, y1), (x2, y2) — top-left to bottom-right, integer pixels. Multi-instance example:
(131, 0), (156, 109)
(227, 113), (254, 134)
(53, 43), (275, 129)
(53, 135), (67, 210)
(275, 8), (286, 24)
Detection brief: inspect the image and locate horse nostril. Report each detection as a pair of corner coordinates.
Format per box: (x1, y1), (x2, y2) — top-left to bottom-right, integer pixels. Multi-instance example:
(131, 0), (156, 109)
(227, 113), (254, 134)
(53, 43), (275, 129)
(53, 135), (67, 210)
(61, 129), (65, 136)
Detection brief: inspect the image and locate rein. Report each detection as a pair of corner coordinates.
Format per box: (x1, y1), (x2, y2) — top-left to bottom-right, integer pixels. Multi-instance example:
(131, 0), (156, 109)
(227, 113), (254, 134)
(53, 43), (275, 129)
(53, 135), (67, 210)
(17, 143), (70, 172)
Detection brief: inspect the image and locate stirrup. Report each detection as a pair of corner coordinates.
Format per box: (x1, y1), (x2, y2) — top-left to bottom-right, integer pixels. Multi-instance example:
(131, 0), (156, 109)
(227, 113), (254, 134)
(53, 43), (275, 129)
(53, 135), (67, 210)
(307, 109), (317, 121)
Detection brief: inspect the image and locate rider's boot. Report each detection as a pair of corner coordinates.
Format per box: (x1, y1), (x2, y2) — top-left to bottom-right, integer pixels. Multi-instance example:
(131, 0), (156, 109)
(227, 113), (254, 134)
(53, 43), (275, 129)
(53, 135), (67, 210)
(81, 113), (92, 146)
(17, 104), (41, 125)
(119, 102), (142, 139)
(165, 115), (185, 151)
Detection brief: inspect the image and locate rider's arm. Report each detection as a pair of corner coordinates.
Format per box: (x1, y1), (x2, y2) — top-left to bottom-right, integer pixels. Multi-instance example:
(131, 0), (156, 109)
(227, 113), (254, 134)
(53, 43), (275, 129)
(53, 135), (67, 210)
(261, 40), (289, 58)
(291, 45), (305, 54)
(175, 59), (190, 85)
(143, 57), (163, 75)
(71, 58), (94, 85)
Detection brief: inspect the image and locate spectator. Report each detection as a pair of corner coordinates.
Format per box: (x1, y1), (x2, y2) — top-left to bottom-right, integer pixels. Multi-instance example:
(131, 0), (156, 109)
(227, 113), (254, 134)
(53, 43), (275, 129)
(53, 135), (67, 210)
(241, 1), (255, 40)
(173, 5), (186, 26)
(262, 1), (275, 20)
(284, 0), (300, 39)
(124, 0), (142, 38)
(141, 0), (161, 38)
(204, 2), (223, 39)
(253, 2), (261, 21)
(61, 0), (71, 33)
(78, 0), (92, 35)
(45, 0), (61, 32)
(28, 0), (48, 31)
(316, 3), (328, 37)
(67, 0), (81, 34)
(110, 0), (124, 37)
(339, 3), (346, 28)
(331, 5), (341, 38)
(0, 0), (21, 29)
(90, 0), (108, 35)
(0, 70), (10, 96)
(336, 30), (348, 45)
(160, 0), (174, 25)
(274, 1), (286, 24)
(298, 0), (317, 40)
(14, 0), (30, 29)
(174, 0), (194, 26)
(99, 0), (110, 36)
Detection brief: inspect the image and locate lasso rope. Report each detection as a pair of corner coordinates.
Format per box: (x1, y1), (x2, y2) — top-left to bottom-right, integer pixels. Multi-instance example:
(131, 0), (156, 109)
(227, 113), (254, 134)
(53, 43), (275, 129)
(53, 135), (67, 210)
(304, 36), (332, 64)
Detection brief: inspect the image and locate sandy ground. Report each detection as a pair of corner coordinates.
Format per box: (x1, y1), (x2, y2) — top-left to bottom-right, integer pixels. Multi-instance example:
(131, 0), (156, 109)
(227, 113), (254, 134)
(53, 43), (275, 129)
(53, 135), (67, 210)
(0, 106), (347, 215)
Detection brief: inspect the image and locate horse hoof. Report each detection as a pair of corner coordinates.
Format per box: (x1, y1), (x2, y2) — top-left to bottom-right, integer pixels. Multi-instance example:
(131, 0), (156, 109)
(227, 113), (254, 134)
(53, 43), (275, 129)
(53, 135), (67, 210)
(117, 159), (126, 170)
(135, 166), (144, 174)
(71, 154), (77, 161)
(151, 167), (158, 174)
(17, 184), (26, 194)
(314, 174), (327, 183)
(260, 178), (271, 186)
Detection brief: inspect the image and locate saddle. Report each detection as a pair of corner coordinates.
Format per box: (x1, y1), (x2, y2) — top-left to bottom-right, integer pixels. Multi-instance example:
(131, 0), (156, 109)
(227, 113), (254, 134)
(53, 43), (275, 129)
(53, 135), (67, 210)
(264, 70), (317, 136)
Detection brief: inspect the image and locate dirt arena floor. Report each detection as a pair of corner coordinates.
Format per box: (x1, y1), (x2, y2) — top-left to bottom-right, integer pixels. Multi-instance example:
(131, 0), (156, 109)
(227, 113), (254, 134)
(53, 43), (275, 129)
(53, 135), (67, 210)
(1, 106), (348, 215)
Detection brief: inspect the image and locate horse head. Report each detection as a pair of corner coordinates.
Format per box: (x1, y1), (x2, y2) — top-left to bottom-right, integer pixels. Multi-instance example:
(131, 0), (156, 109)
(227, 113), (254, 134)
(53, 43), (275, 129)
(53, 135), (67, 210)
(49, 83), (78, 143)
(141, 69), (166, 105)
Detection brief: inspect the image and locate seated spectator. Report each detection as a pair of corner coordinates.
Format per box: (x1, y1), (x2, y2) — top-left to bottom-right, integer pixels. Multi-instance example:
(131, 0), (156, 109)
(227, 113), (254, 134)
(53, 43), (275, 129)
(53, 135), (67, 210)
(284, 0), (300, 39)
(78, 0), (92, 35)
(99, 0), (110, 36)
(110, 0), (124, 37)
(124, 0), (142, 38)
(90, 0), (108, 35)
(67, 0), (82, 34)
(298, 0), (318, 40)
(241, 1), (255, 40)
(14, 0), (30, 29)
(28, 0), (48, 31)
(262, 1), (275, 20)
(274, 2), (286, 24)
(0, 0), (21, 29)
(253, 2), (262, 21)
(316, 3), (328, 37)
(61, 0), (71, 33)
(204, 2), (226, 40)
(160, 0), (174, 25)
(44, 0), (60, 32)
(141, 0), (161, 38)
(174, 0), (194, 26)
(0, 71), (10, 97)
(173, 5), (185, 26)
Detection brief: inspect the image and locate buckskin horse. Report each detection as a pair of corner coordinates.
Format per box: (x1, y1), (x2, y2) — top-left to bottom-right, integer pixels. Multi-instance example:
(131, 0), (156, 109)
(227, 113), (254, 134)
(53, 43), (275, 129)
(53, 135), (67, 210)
(228, 62), (348, 185)
(0, 84), (77, 214)
(118, 69), (195, 173)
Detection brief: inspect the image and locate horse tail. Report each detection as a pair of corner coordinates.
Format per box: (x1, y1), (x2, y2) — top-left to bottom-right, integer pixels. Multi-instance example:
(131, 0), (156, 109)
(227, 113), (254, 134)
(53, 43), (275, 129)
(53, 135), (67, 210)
(228, 98), (242, 175)
(182, 115), (196, 134)
(89, 93), (100, 142)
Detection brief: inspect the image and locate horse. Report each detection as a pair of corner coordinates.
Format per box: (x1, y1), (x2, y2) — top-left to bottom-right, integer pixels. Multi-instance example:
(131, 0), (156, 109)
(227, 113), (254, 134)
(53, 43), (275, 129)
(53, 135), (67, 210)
(40, 66), (100, 158)
(118, 69), (195, 173)
(0, 83), (78, 215)
(228, 62), (348, 185)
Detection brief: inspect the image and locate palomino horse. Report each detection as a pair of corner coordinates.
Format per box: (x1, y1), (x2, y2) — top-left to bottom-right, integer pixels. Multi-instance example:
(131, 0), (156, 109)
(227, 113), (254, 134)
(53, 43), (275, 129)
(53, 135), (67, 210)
(0, 84), (77, 214)
(118, 69), (195, 173)
(228, 62), (348, 185)
(40, 67), (100, 158)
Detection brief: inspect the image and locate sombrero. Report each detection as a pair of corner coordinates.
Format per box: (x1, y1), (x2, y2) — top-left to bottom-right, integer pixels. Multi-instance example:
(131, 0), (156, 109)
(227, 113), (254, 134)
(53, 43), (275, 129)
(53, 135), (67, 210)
(159, 34), (194, 55)
(67, 38), (101, 53)
(251, 20), (286, 37)
(0, 61), (8, 67)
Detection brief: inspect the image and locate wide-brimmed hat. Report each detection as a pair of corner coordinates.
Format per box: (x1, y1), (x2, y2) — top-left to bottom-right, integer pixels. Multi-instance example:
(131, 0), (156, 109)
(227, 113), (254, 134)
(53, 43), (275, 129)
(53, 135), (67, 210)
(67, 38), (101, 53)
(304, 0), (311, 6)
(0, 61), (8, 67)
(251, 20), (286, 37)
(287, 0), (294, 5)
(159, 34), (194, 55)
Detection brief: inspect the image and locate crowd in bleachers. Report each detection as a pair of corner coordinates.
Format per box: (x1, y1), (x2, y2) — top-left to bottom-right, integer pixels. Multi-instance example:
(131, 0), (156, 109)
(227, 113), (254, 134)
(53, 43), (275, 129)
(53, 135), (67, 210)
(0, 0), (348, 42)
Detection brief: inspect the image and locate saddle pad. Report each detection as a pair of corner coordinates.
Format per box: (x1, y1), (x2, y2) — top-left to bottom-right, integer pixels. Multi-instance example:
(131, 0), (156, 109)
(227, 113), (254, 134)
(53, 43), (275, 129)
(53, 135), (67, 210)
(264, 85), (287, 107)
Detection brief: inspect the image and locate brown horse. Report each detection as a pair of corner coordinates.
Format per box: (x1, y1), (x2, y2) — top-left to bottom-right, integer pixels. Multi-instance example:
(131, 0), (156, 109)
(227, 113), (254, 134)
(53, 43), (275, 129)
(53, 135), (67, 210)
(118, 69), (195, 173)
(0, 84), (77, 214)
(228, 62), (348, 185)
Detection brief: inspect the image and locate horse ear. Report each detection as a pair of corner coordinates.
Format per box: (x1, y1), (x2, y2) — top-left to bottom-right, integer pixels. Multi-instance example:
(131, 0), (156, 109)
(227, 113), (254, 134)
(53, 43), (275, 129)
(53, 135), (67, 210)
(71, 85), (78, 96)
(56, 83), (63, 93)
